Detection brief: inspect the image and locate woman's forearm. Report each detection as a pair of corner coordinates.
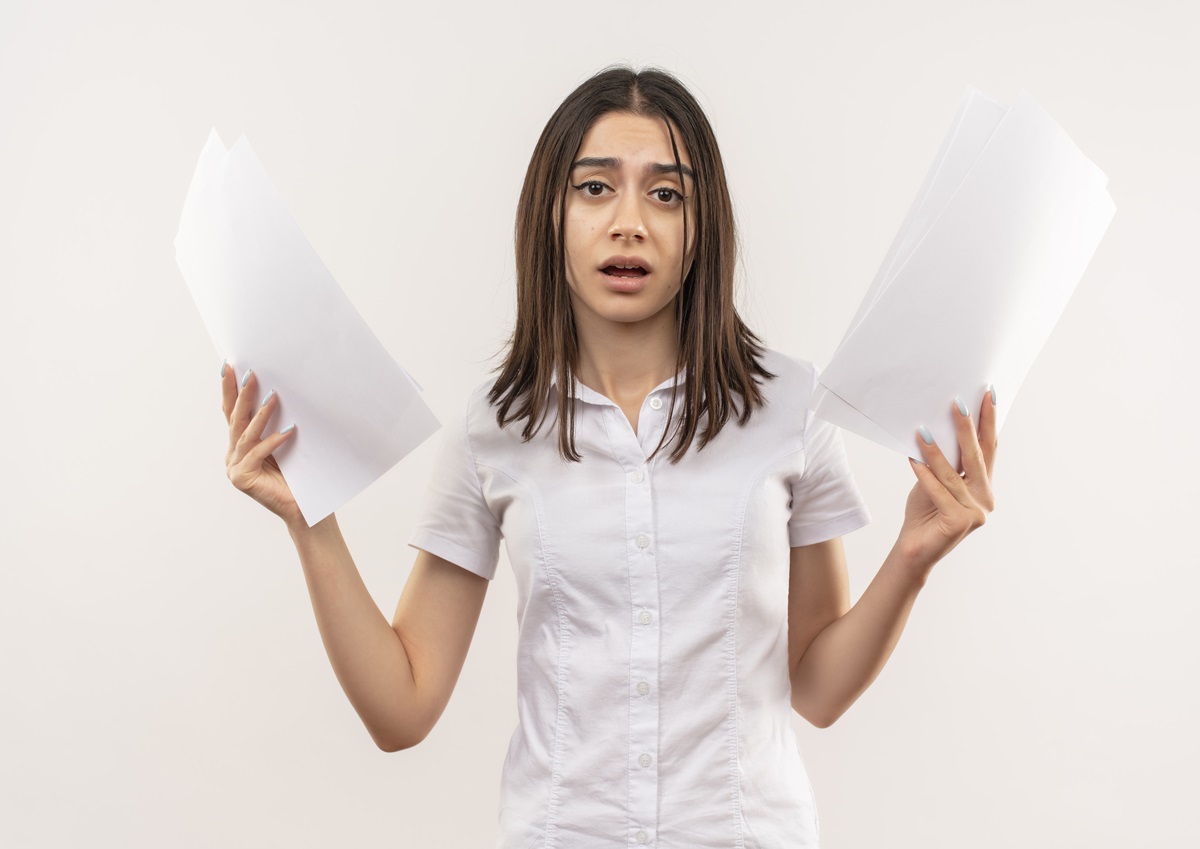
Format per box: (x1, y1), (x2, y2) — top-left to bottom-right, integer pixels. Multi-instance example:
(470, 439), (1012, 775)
(792, 392), (998, 727)
(790, 546), (931, 727)
(288, 514), (421, 751)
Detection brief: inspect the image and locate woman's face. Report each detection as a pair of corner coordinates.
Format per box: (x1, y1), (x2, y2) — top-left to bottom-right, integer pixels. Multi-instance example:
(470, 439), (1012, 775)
(563, 111), (695, 333)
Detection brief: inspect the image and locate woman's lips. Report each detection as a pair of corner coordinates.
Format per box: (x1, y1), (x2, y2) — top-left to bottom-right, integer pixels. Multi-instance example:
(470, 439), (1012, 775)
(601, 267), (648, 292)
(597, 256), (651, 293)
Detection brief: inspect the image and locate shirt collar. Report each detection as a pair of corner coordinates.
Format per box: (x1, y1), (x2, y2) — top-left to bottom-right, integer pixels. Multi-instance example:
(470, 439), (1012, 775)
(548, 366), (687, 407)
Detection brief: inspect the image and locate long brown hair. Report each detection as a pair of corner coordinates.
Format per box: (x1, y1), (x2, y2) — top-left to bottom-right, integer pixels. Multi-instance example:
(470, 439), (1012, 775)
(489, 65), (774, 462)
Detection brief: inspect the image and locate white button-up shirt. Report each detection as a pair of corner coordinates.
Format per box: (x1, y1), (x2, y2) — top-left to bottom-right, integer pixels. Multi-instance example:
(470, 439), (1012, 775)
(411, 349), (870, 848)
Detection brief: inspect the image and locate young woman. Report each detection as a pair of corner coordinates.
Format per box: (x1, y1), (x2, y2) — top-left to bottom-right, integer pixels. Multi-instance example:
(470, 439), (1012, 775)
(220, 66), (997, 848)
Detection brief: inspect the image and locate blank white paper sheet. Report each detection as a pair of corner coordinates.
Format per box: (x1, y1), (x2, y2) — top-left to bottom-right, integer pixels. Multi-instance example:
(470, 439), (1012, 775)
(811, 87), (1116, 470)
(174, 129), (440, 528)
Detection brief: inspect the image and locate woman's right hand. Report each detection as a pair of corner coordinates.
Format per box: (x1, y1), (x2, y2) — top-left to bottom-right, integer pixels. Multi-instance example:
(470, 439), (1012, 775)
(221, 361), (303, 529)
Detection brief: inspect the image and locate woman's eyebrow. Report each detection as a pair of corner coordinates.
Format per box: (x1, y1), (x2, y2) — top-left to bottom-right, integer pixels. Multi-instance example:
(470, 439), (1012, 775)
(571, 156), (621, 171)
(646, 162), (695, 180)
(571, 156), (695, 180)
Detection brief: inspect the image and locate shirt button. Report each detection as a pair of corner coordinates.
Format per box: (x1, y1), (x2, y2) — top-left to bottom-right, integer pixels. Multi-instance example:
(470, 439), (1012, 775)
(638, 610), (652, 625)
(636, 830), (649, 844)
(635, 533), (650, 549)
(631, 468), (645, 484)
(638, 753), (653, 768)
(649, 397), (663, 410)
(636, 680), (650, 696)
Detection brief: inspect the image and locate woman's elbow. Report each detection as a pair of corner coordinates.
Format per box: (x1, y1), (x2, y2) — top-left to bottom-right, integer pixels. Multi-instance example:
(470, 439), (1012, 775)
(375, 726), (430, 753)
(372, 712), (436, 752)
(792, 696), (843, 729)
(805, 710), (840, 729)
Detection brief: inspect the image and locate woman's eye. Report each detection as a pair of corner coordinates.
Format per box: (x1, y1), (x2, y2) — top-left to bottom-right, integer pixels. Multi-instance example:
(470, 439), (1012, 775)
(574, 181), (607, 197)
(654, 188), (683, 204)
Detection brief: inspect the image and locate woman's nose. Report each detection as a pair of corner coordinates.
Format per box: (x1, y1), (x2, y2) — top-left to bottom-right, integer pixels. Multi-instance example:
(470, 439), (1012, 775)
(608, 194), (647, 241)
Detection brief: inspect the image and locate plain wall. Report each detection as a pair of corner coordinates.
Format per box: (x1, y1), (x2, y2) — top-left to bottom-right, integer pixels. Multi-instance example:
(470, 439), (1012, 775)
(2, 0), (1196, 846)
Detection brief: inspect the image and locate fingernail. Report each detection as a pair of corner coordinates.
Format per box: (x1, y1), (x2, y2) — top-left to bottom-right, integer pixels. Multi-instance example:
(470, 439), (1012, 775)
(919, 425), (934, 445)
(220, 359), (227, 378)
(260, 389), (275, 409)
(989, 384), (997, 406)
(241, 368), (252, 388)
(954, 396), (968, 418)
(281, 423), (296, 434)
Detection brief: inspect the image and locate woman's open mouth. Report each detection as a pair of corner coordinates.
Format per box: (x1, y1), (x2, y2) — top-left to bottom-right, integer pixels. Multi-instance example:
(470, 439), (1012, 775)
(600, 265), (649, 292)
(599, 255), (652, 292)
(601, 264), (647, 278)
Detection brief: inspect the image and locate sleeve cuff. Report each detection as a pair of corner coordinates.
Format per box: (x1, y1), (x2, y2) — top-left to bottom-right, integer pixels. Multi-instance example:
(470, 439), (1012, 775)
(788, 506), (872, 548)
(408, 530), (499, 581)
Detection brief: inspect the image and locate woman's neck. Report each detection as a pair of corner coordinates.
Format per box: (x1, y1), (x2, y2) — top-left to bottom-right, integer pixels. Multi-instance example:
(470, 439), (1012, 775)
(573, 308), (679, 408)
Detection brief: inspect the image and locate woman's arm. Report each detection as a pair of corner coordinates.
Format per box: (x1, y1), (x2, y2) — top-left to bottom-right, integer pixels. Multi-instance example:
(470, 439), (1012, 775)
(290, 513), (488, 751)
(221, 366), (489, 751)
(787, 539), (926, 727)
(788, 390), (998, 727)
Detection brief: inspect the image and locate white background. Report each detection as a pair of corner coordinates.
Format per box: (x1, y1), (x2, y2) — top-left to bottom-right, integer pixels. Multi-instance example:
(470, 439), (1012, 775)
(2, 1), (1196, 846)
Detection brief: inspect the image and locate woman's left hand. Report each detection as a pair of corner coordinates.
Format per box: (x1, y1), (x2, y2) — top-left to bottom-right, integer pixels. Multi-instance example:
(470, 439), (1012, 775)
(896, 388), (999, 576)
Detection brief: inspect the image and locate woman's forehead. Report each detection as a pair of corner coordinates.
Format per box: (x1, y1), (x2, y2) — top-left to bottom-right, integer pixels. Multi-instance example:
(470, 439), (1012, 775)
(574, 112), (692, 169)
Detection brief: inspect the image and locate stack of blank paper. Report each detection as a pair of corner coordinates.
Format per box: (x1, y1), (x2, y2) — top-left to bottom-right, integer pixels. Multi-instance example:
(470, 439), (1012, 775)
(810, 87), (1115, 470)
(175, 130), (440, 528)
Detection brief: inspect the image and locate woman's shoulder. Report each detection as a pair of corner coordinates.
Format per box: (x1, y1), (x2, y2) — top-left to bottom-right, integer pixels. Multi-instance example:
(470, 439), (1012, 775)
(746, 348), (827, 449)
(458, 375), (538, 451)
(455, 376), (499, 433)
(757, 348), (820, 404)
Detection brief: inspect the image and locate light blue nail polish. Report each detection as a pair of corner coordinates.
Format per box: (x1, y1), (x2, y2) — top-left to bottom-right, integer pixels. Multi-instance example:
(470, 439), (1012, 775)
(241, 368), (252, 388)
(989, 385), (997, 406)
(220, 360), (227, 378)
(260, 389), (275, 409)
(919, 425), (934, 445)
(954, 396), (968, 417)
(281, 423), (296, 434)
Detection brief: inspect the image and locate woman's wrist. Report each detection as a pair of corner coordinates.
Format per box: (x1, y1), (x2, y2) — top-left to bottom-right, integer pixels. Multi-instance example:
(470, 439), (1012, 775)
(883, 541), (936, 591)
(287, 511), (340, 546)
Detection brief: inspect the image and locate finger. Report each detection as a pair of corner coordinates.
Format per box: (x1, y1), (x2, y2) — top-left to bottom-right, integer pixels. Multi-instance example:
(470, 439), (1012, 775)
(908, 456), (964, 516)
(220, 359), (237, 424)
(227, 366), (258, 457)
(239, 386), (278, 451)
(916, 425), (977, 509)
(978, 385), (999, 480)
(952, 394), (990, 487)
(242, 422), (297, 472)
(953, 396), (994, 512)
(229, 425), (296, 496)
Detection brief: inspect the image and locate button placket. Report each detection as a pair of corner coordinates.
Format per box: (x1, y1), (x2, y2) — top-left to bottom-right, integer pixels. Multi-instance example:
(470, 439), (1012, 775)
(620, 417), (659, 846)
(637, 391), (670, 456)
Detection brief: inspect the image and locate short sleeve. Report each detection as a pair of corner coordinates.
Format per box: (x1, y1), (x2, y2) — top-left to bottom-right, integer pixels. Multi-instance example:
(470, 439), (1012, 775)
(788, 367), (872, 547)
(407, 404), (502, 580)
